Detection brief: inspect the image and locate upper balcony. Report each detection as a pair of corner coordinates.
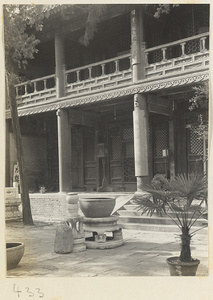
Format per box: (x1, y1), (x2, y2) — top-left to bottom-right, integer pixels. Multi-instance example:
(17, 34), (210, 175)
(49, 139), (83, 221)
(14, 32), (209, 109)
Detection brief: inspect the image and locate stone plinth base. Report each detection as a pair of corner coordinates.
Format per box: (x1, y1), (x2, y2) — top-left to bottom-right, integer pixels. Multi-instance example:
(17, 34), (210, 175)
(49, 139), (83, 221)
(83, 216), (124, 249)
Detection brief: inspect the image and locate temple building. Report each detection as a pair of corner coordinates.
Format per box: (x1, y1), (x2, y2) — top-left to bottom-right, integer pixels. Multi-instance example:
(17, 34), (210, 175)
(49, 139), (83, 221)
(5, 4), (209, 196)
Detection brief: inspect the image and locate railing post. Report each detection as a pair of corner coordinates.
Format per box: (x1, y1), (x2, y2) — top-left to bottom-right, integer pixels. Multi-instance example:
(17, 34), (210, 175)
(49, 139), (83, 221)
(88, 67), (92, 79)
(15, 87), (19, 97)
(65, 73), (68, 85)
(44, 79), (47, 90)
(128, 57), (132, 69)
(115, 60), (119, 73)
(161, 47), (167, 61)
(200, 37), (207, 52)
(24, 84), (28, 95)
(101, 64), (105, 75)
(180, 42), (186, 57)
(33, 82), (37, 93)
(145, 52), (148, 66)
(141, 42), (147, 77)
(76, 70), (80, 82)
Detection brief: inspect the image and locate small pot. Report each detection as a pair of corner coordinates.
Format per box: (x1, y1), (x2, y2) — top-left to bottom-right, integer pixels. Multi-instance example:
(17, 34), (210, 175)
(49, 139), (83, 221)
(166, 256), (200, 276)
(79, 196), (116, 218)
(6, 242), (25, 270)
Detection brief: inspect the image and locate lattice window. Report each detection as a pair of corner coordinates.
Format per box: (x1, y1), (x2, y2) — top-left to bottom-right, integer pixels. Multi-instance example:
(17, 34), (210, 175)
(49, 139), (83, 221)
(91, 65), (102, 78)
(123, 127), (133, 140)
(124, 142), (134, 158)
(119, 57), (130, 71)
(155, 128), (168, 157)
(111, 135), (121, 160)
(84, 128), (95, 161)
(123, 127), (135, 182)
(185, 22), (200, 54)
(67, 72), (77, 84)
(189, 126), (204, 155)
(105, 61), (116, 74)
(119, 33), (130, 51)
(123, 158), (135, 182)
(80, 69), (89, 81)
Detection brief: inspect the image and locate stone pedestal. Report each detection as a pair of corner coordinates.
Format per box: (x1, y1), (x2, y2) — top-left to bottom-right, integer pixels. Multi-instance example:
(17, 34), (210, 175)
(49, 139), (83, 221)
(83, 216), (124, 249)
(5, 186), (22, 221)
(66, 216), (86, 252)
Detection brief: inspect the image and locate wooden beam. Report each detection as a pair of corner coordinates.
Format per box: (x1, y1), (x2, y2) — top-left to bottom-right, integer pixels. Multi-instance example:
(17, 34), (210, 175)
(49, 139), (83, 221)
(69, 109), (96, 127)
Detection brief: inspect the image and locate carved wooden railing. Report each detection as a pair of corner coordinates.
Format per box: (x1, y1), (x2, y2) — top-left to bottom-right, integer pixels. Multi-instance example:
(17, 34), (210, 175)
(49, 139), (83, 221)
(15, 74), (56, 107)
(14, 33), (209, 108)
(144, 32), (209, 78)
(65, 53), (132, 96)
(15, 54), (132, 107)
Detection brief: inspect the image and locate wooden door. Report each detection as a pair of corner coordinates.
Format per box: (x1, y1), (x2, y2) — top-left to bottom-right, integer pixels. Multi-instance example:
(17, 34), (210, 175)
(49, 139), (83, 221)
(71, 126), (84, 188)
(109, 125), (136, 191)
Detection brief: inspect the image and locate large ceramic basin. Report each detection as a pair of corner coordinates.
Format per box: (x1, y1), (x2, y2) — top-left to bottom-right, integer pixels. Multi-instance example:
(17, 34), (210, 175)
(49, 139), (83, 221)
(6, 242), (25, 270)
(79, 196), (116, 218)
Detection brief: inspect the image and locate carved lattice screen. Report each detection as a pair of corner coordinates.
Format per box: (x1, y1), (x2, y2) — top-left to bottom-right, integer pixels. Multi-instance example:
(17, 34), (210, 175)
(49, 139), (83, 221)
(123, 127), (136, 183)
(155, 127), (169, 157)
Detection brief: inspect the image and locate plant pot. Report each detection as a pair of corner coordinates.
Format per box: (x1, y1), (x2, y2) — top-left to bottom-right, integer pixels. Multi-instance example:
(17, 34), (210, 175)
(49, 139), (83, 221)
(166, 256), (200, 276)
(6, 242), (25, 270)
(79, 196), (116, 218)
(66, 193), (79, 204)
(66, 193), (79, 217)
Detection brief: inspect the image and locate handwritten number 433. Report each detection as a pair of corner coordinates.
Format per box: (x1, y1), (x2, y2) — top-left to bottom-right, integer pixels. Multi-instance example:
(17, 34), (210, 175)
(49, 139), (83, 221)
(13, 284), (44, 298)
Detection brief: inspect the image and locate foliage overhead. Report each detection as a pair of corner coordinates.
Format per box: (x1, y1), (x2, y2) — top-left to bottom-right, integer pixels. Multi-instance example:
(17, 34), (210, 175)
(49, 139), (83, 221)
(3, 5), (47, 69)
(189, 81), (209, 111)
(152, 4), (180, 18)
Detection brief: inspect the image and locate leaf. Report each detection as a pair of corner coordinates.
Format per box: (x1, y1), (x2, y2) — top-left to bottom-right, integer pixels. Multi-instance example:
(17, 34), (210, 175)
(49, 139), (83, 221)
(169, 202), (184, 212)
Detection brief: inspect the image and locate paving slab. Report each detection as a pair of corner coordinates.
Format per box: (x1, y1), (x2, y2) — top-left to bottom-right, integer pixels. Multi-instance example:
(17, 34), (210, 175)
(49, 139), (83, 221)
(5, 221), (208, 277)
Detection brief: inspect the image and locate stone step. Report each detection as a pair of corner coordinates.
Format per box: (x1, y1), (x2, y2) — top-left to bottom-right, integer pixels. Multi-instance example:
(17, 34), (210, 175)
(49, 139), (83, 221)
(121, 204), (206, 219)
(118, 215), (208, 227)
(112, 195), (134, 214)
(118, 221), (208, 235)
(117, 210), (142, 217)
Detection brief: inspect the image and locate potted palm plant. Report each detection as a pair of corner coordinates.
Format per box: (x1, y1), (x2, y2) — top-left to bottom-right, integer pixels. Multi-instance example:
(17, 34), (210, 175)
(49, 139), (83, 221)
(132, 173), (207, 276)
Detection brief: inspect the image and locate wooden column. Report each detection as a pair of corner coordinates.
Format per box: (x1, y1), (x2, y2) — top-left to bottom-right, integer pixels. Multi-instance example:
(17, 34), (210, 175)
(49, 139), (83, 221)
(131, 7), (145, 82)
(57, 108), (72, 193)
(169, 118), (175, 179)
(133, 94), (150, 191)
(55, 31), (65, 98)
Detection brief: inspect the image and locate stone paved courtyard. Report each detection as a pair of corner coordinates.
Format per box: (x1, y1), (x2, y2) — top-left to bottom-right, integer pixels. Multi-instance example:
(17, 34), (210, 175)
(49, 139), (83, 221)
(5, 221), (208, 277)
